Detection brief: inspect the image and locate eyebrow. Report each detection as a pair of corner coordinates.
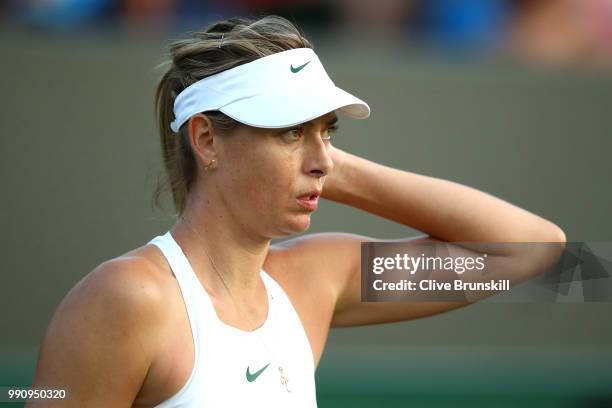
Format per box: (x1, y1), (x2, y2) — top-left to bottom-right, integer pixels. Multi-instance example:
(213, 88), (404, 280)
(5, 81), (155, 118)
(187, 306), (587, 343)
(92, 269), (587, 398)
(326, 116), (339, 126)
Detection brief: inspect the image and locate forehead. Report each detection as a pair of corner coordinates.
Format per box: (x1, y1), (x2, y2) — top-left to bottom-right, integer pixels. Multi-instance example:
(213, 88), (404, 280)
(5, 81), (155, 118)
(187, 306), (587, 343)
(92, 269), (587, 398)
(279, 112), (338, 130)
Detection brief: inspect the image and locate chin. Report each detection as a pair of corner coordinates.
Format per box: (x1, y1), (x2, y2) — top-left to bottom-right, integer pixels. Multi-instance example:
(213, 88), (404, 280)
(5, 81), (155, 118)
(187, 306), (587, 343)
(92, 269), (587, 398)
(276, 214), (312, 237)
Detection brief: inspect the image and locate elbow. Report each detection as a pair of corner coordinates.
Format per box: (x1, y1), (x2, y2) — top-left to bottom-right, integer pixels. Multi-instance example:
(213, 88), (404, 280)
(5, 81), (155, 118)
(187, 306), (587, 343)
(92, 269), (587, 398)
(540, 222), (567, 264)
(547, 222), (567, 251)
(523, 223), (567, 280)
(527, 219), (566, 247)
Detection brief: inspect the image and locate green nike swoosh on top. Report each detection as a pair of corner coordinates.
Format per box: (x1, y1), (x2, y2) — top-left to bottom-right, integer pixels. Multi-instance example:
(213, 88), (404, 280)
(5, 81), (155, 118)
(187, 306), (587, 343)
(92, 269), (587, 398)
(290, 60), (311, 73)
(246, 363), (271, 382)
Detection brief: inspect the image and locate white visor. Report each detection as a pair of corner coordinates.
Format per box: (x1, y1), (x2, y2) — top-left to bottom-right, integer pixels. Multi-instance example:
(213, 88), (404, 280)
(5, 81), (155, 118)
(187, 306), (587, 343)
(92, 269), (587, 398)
(170, 48), (370, 132)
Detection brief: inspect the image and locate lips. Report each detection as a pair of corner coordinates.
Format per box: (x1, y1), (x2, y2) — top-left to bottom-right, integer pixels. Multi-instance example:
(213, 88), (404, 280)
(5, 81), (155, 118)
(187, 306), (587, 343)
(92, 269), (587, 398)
(296, 191), (320, 211)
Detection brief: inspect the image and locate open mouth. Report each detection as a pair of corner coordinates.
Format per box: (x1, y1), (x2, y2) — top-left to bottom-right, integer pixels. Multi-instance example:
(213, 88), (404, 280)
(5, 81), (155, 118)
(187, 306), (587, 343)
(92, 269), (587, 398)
(296, 193), (319, 211)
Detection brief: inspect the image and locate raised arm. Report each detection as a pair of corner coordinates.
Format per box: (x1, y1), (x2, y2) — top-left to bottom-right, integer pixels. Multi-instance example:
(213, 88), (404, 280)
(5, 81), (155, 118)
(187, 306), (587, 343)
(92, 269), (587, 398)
(324, 148), (566, 247)
(266, 148), (565, 330)
(27, 258), (164, 407)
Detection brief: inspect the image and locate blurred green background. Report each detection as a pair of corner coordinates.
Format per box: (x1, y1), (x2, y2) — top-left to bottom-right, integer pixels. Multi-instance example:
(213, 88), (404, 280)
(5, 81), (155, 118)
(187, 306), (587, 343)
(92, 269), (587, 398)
(1, 2), (612, 407)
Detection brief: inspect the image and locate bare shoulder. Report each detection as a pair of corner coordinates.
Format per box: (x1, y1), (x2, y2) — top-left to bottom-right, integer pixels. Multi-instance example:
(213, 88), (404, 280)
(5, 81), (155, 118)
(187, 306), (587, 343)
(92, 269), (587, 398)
(264, 232), (378, 309)
(62, 250), (169, 327)
(29, 247), (171, 407)
(266, 232), (366, 268)
(263, 232), (434, 294)
(264, 232), (370, 287)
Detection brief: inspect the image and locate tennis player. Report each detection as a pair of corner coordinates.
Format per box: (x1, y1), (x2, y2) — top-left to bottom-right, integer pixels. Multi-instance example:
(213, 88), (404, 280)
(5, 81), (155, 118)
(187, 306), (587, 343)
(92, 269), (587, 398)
(29, 15), (566, 407)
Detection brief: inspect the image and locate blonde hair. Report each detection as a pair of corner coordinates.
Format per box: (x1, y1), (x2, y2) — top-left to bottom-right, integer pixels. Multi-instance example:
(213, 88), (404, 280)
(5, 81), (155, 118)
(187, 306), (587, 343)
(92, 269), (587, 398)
(154, 15), (313, 215)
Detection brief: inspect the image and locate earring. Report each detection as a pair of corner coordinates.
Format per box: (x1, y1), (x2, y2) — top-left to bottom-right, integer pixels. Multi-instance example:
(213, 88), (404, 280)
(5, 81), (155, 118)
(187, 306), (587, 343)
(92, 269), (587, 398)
(204, 159), (217, 171)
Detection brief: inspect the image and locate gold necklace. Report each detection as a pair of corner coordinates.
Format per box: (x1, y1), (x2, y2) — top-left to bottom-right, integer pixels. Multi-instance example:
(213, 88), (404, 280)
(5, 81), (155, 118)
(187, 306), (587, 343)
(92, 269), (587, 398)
(180, 216), (291, 392)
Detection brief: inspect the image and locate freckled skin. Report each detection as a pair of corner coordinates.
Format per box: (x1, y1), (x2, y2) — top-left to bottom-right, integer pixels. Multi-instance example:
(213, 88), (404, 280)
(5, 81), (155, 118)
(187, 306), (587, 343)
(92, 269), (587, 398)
(28, 101), (567, 407)
(210, 112), (336, 239)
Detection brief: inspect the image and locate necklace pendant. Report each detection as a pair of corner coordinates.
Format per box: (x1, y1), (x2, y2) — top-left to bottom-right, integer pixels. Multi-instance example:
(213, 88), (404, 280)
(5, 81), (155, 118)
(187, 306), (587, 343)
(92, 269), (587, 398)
(278, 366), (291, 393)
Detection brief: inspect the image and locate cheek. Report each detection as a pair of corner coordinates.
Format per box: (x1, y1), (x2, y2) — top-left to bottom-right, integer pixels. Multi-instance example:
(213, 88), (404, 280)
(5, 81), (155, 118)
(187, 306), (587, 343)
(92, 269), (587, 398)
(226, 151), (298, 210)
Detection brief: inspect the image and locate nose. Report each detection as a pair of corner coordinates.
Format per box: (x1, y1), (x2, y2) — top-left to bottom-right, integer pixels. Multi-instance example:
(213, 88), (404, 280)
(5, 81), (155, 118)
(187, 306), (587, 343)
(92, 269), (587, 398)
(302, 131), (334, 177)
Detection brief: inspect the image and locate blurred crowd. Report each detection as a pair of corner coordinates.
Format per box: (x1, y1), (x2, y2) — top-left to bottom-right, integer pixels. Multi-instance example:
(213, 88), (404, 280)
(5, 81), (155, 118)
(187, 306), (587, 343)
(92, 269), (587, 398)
(3, 0), (612, 67)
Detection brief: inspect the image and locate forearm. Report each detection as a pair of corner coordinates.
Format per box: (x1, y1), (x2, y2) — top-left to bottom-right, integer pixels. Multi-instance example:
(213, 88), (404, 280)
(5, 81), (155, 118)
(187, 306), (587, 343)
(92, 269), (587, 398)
(323, 148), (565, 246)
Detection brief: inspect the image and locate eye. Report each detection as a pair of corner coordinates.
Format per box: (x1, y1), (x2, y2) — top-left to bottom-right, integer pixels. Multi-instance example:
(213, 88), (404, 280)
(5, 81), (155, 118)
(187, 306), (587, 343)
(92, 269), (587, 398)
(322, 125), (339, 142)
(281, 127), (303, 143)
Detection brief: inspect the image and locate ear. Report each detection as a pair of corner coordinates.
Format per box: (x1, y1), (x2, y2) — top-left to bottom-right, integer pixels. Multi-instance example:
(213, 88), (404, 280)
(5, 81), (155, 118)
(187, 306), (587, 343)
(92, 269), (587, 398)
(187, 113), (218, 168)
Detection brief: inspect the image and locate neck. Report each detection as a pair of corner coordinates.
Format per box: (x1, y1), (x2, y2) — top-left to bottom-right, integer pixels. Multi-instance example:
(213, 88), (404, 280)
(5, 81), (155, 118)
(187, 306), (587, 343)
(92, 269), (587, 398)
(172, 187), (271, 301)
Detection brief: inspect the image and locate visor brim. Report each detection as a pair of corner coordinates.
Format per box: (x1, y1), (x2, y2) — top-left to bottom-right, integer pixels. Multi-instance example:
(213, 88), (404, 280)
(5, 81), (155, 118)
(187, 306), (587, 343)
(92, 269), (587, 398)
(218, 86), (370, 129)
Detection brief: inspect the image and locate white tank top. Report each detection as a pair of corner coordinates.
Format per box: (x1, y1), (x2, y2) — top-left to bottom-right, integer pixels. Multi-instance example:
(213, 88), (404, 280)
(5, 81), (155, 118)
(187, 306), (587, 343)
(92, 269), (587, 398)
(147, 231), (318, 408)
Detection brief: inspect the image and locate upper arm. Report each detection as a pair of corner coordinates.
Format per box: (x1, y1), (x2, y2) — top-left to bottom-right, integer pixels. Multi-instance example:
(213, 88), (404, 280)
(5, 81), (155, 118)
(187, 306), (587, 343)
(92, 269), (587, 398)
(268, 233), (460, 328)
(28, 257), (165, 407)
(325, 234), (476, 327)
(268, 233), (565, 329)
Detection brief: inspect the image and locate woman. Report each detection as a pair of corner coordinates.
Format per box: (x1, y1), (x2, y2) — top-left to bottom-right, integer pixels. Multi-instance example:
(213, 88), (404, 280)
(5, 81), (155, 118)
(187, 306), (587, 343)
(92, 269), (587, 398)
(29, 15), (565, 407)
